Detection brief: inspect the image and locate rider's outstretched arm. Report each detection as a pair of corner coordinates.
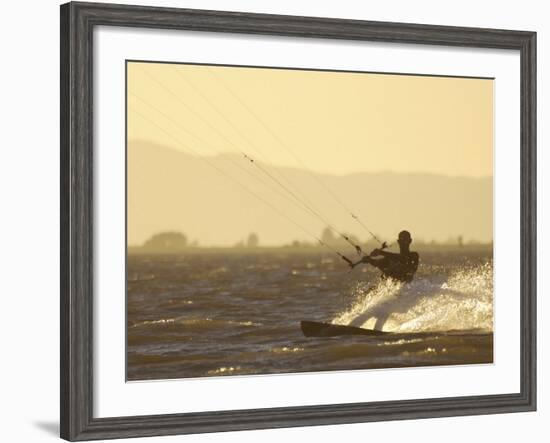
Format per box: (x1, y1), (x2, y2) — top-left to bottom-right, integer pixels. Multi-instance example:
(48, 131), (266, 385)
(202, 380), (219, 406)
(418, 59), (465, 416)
(350, 256), (376, 269)
(373, 249), (399, 258)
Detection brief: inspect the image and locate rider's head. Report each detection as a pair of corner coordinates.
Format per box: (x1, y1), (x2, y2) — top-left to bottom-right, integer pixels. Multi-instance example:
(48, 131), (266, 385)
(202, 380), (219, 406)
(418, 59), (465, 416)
(397, 230), (412, 250)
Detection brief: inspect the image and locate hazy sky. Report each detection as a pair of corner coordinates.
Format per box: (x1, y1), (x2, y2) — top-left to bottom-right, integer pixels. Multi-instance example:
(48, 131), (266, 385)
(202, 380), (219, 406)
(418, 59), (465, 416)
(127, 62), (493, 178)
(127, 61), (493, 246)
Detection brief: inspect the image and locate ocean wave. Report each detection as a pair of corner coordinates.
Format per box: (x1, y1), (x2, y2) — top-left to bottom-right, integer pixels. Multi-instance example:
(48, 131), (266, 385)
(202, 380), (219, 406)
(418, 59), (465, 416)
(377, 338), (425, 346)
(130, 317), (263, 329)
(401, 346), (447, 357)
(332, 262), (493, 333)
(206, 365), (256, 376)
(127, 273), (155, 282)
(271, 346), (304, 354)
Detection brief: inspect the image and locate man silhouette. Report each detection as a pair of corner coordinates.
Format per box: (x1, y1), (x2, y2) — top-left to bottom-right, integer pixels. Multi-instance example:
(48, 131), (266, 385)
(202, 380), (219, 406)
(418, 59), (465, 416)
(352, 230), (419, 283)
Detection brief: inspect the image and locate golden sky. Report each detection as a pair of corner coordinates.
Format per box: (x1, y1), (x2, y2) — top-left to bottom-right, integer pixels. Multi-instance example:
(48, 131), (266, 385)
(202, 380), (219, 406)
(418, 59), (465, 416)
(127, 61), (493, 246)
(127, 61), (493, 177)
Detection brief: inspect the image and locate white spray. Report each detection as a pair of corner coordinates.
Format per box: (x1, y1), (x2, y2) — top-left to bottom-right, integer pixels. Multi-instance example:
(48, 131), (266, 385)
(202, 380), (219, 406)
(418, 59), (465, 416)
(332, 263), (493, 333)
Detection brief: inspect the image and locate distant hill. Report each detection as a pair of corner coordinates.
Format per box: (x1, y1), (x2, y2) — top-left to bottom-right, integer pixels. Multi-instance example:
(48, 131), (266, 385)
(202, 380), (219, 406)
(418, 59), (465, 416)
(128, 140), (492, 247)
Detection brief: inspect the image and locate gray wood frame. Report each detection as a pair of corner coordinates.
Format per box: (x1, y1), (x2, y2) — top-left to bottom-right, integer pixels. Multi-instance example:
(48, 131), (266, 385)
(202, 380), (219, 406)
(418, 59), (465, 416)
(60, 1), (536, 440)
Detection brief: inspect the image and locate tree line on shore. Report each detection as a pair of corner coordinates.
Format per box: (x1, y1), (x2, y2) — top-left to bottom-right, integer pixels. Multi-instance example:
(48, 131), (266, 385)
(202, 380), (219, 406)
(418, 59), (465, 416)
(132, 229), (489, 253)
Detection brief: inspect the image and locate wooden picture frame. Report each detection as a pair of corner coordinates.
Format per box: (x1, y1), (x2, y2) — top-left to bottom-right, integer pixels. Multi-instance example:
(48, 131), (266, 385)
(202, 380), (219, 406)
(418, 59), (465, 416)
(60, 1), (536, 440)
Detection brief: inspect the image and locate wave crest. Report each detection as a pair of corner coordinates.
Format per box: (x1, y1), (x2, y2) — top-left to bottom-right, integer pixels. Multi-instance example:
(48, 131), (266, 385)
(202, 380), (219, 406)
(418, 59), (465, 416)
(332, 263), (493, 333)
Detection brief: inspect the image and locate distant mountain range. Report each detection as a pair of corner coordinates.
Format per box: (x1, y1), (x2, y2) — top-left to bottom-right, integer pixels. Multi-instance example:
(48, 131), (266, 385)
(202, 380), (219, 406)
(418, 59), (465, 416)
(128, 140), (492, 247)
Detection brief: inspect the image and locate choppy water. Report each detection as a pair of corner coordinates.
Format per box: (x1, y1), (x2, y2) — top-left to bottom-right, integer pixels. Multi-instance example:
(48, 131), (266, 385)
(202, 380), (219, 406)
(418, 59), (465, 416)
(127, 249), (493, 380)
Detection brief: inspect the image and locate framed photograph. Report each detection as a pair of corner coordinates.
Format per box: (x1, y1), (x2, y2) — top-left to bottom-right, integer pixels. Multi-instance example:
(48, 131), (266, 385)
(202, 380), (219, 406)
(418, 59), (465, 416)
(60, 1), (536, 440)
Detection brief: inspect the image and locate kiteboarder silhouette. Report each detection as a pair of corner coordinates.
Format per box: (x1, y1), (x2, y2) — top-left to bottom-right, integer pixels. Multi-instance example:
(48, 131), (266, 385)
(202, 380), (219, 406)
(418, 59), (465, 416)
(351, 230), (419, 283)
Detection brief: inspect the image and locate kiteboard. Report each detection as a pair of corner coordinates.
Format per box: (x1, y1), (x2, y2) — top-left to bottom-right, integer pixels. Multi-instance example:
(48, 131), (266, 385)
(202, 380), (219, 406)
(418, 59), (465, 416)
(300, 320), (390, 337)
